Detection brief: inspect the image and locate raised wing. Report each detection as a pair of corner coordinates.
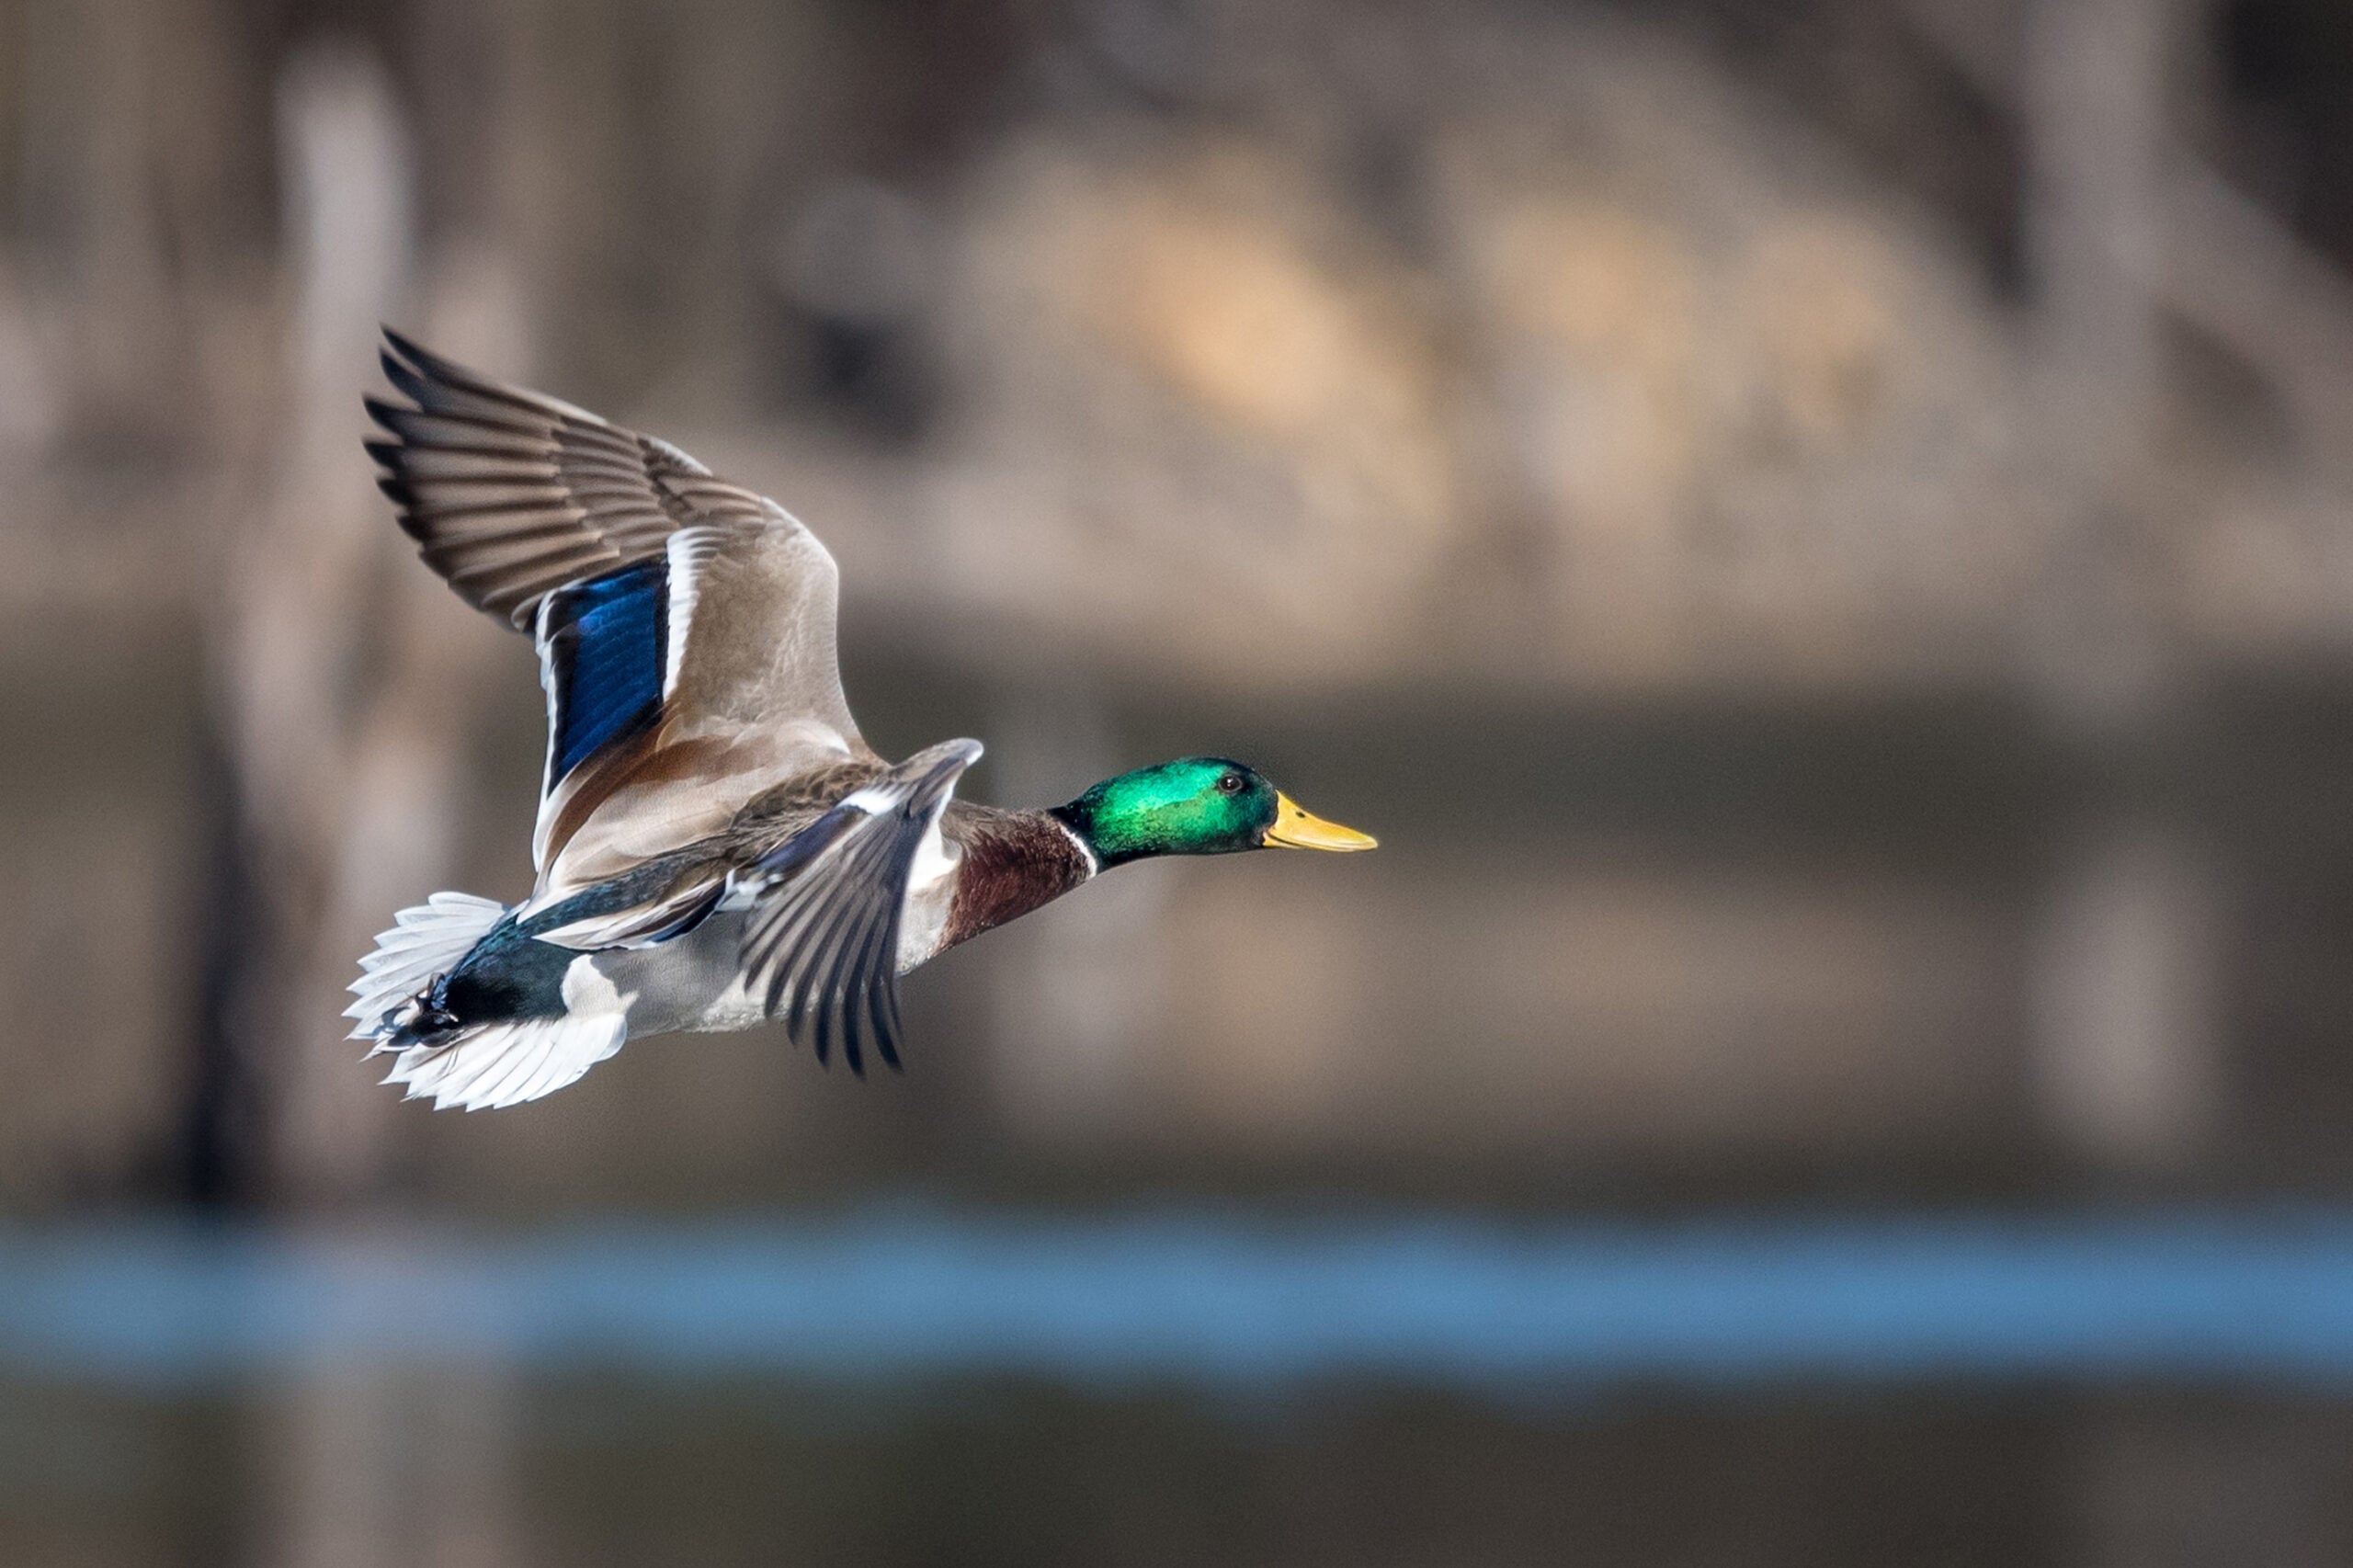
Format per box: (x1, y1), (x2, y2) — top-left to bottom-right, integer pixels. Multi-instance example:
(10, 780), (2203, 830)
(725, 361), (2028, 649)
(369, 328), (778, 628)
(739, 739), (983, 1074)
(367, 330), (873, 897)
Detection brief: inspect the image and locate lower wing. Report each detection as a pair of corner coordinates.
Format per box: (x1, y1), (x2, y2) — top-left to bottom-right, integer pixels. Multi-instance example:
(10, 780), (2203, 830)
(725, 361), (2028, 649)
(735, 739), (983, 1074)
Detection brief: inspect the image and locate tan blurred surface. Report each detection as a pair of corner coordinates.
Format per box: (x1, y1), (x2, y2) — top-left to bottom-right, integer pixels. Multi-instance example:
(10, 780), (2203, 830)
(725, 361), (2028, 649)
(6, 0), (2350, 1214)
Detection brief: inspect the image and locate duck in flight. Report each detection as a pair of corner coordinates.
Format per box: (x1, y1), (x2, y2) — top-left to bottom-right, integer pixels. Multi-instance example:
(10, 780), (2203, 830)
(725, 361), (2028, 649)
(346, 330), (1375, 1109)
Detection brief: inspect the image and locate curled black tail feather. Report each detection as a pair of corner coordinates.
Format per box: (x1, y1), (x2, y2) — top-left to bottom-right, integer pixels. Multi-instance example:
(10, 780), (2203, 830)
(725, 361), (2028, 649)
(345, 892), (509, 1040)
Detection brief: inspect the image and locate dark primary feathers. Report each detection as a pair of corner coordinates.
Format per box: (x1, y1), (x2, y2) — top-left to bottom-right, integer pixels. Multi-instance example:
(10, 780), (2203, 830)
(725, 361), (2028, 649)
(367, 328), (777, 630)
(738, 739), (983, 1074)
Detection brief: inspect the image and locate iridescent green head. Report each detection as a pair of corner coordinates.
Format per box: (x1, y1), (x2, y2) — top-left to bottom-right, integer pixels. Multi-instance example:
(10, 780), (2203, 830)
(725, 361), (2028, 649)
(1050, 757), (1376, 869)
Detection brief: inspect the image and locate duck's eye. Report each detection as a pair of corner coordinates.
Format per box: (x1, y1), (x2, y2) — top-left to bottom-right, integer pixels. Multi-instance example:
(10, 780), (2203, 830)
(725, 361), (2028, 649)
(1218, 772), (1245, 794)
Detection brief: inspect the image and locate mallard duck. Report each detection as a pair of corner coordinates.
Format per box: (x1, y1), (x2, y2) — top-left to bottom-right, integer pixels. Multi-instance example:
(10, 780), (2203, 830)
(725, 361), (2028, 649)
(346, 330), (1374, 1109)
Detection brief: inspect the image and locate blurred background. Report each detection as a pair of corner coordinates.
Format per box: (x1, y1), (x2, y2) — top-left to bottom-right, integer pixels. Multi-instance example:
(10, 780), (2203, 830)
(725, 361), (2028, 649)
(9, 0), (2353, 1561)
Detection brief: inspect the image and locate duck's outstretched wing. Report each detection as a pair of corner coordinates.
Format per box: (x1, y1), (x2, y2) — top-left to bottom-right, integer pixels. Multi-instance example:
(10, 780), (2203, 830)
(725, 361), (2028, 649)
(739, 739), (983, 1074)
(370, 327), (777, 629)
(367, 330), (874, 899)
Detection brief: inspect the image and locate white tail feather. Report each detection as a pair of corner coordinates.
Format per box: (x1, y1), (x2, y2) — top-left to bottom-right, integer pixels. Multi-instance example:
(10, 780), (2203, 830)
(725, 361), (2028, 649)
(346, 892), (507, 1039)
(380, 1013), (628, 1111)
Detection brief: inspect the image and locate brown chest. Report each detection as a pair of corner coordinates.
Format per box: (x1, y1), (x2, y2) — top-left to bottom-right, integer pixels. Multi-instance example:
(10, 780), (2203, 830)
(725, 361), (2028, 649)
(941, 809), (1095, 950)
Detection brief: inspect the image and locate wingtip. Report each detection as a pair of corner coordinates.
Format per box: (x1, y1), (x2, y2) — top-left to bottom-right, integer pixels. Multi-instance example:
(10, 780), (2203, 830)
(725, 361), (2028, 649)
(381, 323), (425, 363)
(380, 326), (497, 398)
(379, 324), (474, 396)
(379, 326), (431, 391)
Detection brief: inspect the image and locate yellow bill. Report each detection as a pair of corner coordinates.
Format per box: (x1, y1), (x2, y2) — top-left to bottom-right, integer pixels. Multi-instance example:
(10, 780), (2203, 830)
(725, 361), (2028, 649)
(1264, 791), (1378, 851)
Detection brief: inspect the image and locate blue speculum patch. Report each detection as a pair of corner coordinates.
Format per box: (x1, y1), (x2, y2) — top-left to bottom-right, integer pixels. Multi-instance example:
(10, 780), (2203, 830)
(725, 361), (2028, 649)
(546, 558), (668, 780)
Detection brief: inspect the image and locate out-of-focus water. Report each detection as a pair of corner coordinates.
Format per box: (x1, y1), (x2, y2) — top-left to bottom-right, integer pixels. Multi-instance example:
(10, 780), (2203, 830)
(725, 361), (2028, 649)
(6, 1207), (2353, 1389)
(0, 1369), (2173, 1567)
(8, 1209), (2353, 1566)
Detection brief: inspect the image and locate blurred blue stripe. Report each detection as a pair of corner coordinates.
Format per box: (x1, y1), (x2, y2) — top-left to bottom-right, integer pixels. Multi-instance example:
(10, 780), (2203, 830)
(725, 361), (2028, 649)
(5, 1210), (2353, 1390)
